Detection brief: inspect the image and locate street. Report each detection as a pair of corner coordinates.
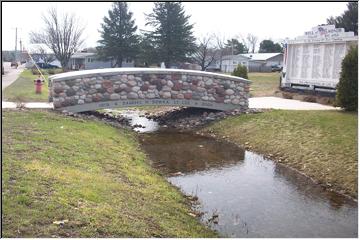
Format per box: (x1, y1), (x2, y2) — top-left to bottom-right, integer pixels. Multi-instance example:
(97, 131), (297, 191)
(2, 61), (24, 90)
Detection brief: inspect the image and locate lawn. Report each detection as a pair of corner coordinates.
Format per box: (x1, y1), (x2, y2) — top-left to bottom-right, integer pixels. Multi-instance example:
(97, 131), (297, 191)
(3, 70), (279, 102)
(247, 72), (280, 97)
(202, 110), (358, 198)
(2, 109), (216, 237)
(3, 70), (50, 102)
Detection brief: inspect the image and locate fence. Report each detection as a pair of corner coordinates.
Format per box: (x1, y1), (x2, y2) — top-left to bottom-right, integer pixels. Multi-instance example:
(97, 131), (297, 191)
(248, 65), (272, 72)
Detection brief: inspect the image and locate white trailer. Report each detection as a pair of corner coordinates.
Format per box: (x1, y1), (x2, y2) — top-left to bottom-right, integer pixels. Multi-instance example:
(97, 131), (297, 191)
(281, 25), (357, 92)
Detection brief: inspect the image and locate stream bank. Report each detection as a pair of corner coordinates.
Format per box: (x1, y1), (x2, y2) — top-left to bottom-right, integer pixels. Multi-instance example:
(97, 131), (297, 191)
(69, 107), (357, 200)
(71, 107), (357, 238)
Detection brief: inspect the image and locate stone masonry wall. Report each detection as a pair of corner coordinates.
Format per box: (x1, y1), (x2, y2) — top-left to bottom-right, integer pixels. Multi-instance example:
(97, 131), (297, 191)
(49, 69), (250, 111)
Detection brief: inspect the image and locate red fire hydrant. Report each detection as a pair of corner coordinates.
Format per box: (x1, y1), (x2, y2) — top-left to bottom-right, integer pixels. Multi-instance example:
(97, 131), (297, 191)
(34, 77), (44, 94)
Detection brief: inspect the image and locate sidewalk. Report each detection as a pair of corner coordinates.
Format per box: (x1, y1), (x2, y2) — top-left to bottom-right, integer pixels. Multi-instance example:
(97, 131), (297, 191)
(2, 97), (339, 111)
(249, 97), (339, 110)
(2, 101), (53, 109)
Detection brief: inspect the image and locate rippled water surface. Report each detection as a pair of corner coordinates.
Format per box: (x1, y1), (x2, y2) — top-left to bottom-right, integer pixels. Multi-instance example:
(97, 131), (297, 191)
(121, 110), (358, 238)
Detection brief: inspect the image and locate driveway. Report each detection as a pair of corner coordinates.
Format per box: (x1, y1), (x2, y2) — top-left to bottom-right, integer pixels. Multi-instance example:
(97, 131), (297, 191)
(2, 62), (25, 90)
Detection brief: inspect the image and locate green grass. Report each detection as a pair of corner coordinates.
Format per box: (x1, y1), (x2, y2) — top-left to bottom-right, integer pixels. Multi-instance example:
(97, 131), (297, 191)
(2, 110), (217, 237)
(248, 72), (280, 97)
(202, 110), (357, 197)
(3, 70), (50, 102)
(221, 72), (280, 97)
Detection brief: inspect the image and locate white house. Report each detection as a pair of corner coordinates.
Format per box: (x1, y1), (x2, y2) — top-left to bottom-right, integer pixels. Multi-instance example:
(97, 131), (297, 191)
(220, 54), (250, 73)
(207, 52), (283, 73)
(68, 52), (134, 70)
(241, 53), (283, 72)
(281, 25), (358, 92)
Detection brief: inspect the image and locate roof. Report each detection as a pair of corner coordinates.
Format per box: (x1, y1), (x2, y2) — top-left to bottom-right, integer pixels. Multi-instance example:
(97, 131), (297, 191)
(71, 52), (96, 59)
(222, 54), (250, 60)
(240, 53), (283, 61)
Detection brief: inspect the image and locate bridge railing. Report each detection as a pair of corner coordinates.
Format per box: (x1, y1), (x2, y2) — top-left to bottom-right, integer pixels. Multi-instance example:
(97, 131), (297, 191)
(49, 68), (251, 112)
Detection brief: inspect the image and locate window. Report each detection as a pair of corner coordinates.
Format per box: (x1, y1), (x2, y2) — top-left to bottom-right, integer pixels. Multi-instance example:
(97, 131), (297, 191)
(88, 58), (94, 63)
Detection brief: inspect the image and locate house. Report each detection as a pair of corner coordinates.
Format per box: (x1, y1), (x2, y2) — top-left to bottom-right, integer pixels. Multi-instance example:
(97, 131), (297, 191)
(219, 54), (250, 73)
(26, 44), (60, 68)
(281, 25), (358, 92)
(68, 52), (134, 70)
(207, 52), (283, 73)
(240, 53), (283, 72)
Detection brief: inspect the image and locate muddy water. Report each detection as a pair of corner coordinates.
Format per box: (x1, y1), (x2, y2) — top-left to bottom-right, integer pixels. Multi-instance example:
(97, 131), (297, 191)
(119, 110), (358, 238)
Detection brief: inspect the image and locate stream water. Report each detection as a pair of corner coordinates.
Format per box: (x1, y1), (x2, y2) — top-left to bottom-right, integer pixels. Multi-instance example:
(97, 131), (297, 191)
(112, 109), (358, 238)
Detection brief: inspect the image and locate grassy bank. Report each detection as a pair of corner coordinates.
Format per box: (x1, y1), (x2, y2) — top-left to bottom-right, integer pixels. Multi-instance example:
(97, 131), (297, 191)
(248, 72), (280, 97)
(202, 110), (357, 198)
(3, 70), (49, 102)
(2, 110), (216, 237)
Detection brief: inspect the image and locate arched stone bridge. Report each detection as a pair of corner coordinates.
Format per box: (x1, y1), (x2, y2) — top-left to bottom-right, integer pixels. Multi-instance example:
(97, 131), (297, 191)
(49, 68), (251, 112)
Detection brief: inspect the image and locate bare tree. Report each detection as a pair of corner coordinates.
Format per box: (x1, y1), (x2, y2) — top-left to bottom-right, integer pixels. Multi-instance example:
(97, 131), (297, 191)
(30, 8), (85, 70)
(214, 34), (228, 71)
(246, 34), (258, 53)
(192, 35), (217, 71)
(31, 45), (55, 65)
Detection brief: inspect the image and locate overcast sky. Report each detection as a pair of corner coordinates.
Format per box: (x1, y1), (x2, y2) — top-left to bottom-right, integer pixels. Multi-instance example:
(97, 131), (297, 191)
(2, 2), (348, 51)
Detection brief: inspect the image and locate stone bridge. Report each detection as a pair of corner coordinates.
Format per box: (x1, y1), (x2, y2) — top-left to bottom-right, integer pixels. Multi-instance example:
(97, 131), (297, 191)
(49, 68), (251, 112)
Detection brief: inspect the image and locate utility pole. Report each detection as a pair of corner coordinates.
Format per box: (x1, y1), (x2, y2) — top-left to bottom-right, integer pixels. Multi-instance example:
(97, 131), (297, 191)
(231, 40), (234, 55)
(19, 38), (23, 63)
(14, 27), (18, 62)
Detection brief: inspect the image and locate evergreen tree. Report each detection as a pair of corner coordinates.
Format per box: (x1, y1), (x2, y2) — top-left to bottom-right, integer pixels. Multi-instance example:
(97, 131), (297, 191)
(258, 40), (283, 53)
(136, 32), (159, 67)
(336, 46), (358, 111)
(146, 2), (196, 68)
(97, 2), (139, 67)
(327, 2), (358, 35)
(232, 64), (248, 79)
(225, 39), (248, 54)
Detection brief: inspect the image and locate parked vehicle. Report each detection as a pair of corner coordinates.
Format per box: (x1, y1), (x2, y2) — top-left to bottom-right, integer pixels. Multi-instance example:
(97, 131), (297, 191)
(271, 64), (282, 72)
(11, 61), (18, 68)
(37, 62), (60, 69)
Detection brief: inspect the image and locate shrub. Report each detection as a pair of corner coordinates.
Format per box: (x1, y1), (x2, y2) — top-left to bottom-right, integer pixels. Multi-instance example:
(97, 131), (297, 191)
(47, 69), (56, 75)
(31, 67), (41, 75)
(336, 46), (358, 111)
(232, 64), (248, 79)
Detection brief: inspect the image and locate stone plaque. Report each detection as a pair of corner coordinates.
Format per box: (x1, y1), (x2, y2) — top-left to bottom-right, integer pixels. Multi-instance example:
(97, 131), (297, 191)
(59, 99), (243, 113)
(322, 44), (334, 79)
(311, 44), (321, 79)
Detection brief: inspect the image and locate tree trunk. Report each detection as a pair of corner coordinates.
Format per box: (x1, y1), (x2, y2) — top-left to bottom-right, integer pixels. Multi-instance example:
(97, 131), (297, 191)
(117, 57), (123, 67)
(61, 60), (68, 72)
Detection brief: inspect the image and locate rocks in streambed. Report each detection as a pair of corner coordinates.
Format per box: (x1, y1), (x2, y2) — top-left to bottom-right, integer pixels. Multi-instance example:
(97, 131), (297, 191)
(147, 107), (263, 130)
(60, 106), (263, 132)
(60, 110), (132, 129)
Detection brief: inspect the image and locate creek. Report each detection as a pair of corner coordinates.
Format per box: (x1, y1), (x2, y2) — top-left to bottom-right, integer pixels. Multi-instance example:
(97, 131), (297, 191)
(110, 109), (358, 238)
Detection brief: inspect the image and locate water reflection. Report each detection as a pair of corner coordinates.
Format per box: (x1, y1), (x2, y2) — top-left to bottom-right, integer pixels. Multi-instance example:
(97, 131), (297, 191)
(140, 131), (358, 238)
(105, 109), (159, 133)
(274, 163), (355, 210)
(140, 131), (245, 174)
